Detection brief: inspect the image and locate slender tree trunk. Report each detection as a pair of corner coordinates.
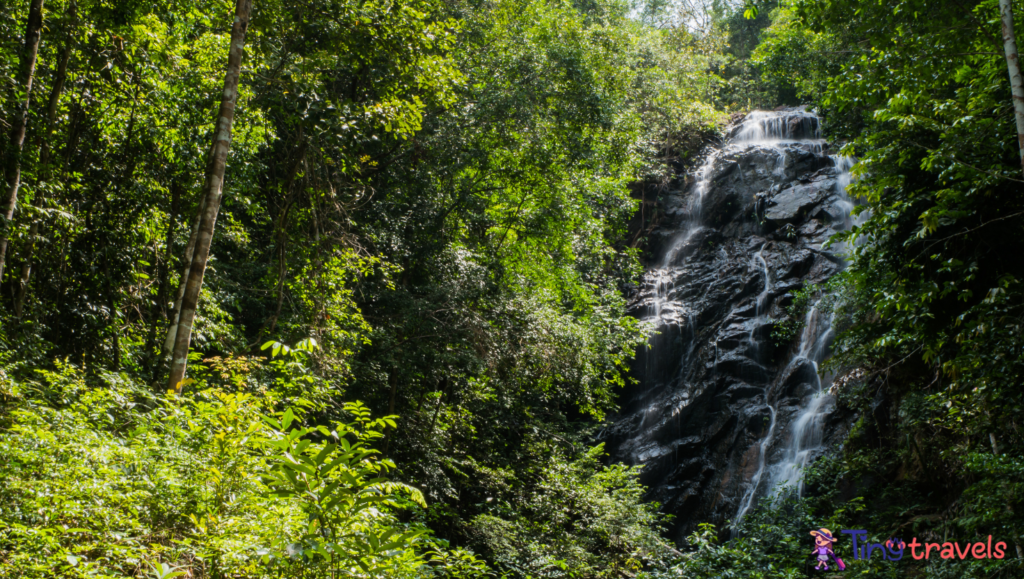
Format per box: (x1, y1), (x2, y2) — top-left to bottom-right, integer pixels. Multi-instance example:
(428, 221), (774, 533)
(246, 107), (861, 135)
(167, 0), (252, 394)
(1001, 0), (1024, 177)
(267, 140), (306, 334)
(162, 194), (206, 360)
(15, 4), (76, 318)
(0, 0), (46, 284)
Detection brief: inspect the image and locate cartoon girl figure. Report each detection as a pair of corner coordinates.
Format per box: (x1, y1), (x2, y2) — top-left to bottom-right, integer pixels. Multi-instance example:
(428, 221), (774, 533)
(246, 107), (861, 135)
(810, 528), (837, 570)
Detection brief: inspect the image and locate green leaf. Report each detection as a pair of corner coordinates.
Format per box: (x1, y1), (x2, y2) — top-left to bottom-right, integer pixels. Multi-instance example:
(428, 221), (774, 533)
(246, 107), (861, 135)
(282, 408), (296, 431)
(314, 443), (336, 466)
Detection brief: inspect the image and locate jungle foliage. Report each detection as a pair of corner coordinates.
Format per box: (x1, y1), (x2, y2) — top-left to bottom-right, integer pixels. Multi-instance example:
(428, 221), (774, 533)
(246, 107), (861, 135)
(777, 0), (1024, 567)
(0, 0), (743, 577)
(7, 0), (1024, 576)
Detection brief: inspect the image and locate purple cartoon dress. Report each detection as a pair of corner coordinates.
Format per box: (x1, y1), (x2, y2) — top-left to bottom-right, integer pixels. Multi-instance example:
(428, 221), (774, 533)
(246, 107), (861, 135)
(816, 546), (831, 563)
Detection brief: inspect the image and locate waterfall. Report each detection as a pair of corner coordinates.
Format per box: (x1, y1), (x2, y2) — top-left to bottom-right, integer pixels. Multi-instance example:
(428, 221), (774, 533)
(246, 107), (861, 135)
(733, 404), (777, 524)
(832, 155), (855, 197)
(732, 110), (822, 144)
(728, 111), (853, 528)
(732, 303), (838, 526)
(732, 244), (777, 525)
(638, 144), (717, 428)
(753, 244), (772, 316)
(732, 135), (858, 527)
(604, 107), (860, 542)
(758, 155), (856, 497)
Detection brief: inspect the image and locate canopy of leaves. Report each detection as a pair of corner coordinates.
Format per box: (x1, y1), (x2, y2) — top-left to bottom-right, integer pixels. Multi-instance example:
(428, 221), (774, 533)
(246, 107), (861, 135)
(0, 0), (731, 576)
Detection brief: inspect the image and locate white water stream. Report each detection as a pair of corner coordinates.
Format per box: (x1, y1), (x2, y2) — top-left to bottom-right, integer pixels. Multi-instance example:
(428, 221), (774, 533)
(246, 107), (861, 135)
(648, 107), (822, 325)
(730, 111), (858, 528)
(766, 304), (837, 496)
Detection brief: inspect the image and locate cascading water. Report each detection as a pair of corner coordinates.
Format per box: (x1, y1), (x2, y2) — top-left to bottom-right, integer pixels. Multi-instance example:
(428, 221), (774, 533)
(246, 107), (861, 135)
(733, 403), (776, 524)
(758, 155), (858, 497)
(764, 303), (837, 498)
(732, 110), (822, 144)
(728, 111), (855, 527)
(657, 147), (717, 269)
(753, 245), (772, 315)
(832, 155), (855, 197)
(731, 243), (777, 523)
(732, 140), (858, 526)
(604, 107), (863, 542)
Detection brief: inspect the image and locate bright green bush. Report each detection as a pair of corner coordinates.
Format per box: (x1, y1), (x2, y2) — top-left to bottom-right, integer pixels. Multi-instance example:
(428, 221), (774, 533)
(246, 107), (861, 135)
(0, 355), (488, 578)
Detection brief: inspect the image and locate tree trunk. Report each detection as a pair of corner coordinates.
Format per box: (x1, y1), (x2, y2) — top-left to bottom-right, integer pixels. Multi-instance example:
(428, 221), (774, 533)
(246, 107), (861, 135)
(15, 3), (76, 318)
(162, 193), (206, 363)
(0, 0), (46, 284)
(267, 139), (306, 334)
(1001, 0), (1024, 177)
(166, 0), (252, 394)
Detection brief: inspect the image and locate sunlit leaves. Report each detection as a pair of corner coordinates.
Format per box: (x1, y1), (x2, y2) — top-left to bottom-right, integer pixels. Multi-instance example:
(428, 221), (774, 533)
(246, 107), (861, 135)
(260, 400), (440, 575)
(0, 363), (489, 577)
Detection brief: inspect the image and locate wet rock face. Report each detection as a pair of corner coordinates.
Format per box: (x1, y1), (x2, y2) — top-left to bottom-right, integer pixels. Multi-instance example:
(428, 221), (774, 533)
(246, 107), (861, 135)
(603, 109), (856, 543)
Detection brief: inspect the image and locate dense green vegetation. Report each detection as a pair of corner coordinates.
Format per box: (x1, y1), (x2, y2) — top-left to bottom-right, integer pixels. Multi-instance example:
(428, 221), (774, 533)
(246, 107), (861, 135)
(4, 0), (1024, 577)
(0, 0), (728, 576)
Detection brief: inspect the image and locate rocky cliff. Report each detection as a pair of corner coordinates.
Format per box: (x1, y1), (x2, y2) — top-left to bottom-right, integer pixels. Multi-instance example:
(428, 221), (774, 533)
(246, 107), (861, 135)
(605, 108), (859, 543)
